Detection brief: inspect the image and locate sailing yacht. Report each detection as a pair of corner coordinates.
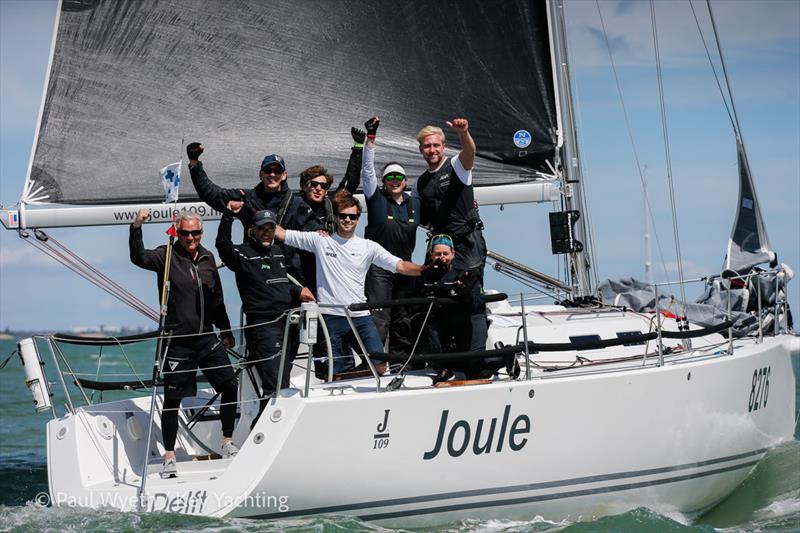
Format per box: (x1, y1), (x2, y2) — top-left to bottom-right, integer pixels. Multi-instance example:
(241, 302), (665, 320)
(4, 0), (796, 526)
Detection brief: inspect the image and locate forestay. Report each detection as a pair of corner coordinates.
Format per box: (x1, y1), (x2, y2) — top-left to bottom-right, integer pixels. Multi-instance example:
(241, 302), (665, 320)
(24, 0), (558, 208)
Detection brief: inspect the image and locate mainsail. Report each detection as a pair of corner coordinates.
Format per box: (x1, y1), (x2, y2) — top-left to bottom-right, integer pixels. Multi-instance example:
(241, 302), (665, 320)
(23, 0), (558, 208)
(724, 139), (776, 273)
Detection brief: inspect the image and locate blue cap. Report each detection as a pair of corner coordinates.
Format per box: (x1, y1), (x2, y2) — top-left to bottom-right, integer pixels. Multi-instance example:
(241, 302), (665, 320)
(253, 210), (277, 227)
(261, 154), (286, 172)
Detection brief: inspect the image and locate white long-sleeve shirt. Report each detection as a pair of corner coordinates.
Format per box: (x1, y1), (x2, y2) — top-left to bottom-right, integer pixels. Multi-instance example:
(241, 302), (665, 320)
(284, 230), (401, 317)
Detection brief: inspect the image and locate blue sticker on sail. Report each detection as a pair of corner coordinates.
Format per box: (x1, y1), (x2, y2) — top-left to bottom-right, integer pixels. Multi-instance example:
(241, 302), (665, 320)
(742, 197), (754, 210)
(513, 130), (532, 148)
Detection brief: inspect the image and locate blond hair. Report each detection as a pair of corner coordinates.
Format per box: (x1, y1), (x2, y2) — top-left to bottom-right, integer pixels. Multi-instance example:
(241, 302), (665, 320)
(416, 125), (445, 145)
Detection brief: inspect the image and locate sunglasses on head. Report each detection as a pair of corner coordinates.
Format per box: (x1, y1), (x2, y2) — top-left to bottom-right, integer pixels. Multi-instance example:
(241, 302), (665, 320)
(177, 229), (203, 237)
(337, 213), (360, 221)
(383, 173), (405, 182)
(307, 180), (331, 190)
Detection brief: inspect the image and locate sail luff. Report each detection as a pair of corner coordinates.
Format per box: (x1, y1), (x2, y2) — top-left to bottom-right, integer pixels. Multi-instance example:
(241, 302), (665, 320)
(19, 0), (63, 206)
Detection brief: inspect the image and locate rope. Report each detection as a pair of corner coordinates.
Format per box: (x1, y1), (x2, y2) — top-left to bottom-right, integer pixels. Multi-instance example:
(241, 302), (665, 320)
(394, 300), (436, 377)
(0, 350), (17, 370)
(18, 230), (159, 322)
(689, 0), (736, 132)
(650, 0), (689, 315)
(594, 0), (672, 286)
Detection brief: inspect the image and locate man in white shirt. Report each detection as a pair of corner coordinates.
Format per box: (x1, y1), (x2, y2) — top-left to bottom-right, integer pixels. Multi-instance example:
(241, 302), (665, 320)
(275, 191), (424, 378)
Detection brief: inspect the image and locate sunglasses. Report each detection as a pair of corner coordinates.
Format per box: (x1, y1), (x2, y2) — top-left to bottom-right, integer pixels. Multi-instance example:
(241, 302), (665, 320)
(337, 213), (360, 221)
(383, 173), (405, 182)
(177, 229), (203, 237)
(262, 166), (284, 175)
(307, 181), (331, 190)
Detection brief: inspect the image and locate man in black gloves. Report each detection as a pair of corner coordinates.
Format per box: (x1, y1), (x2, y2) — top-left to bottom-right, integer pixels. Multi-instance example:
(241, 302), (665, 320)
(216, 202), (314, 421)
(130, 208), (239, 479)
(186, 143), (317, 246)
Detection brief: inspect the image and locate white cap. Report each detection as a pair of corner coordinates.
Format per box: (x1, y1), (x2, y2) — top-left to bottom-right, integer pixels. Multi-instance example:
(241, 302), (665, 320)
(381, 163), (406, 179)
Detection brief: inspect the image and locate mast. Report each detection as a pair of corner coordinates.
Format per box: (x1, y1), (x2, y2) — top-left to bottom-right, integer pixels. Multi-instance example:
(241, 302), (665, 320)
(547, 0), (595, 299)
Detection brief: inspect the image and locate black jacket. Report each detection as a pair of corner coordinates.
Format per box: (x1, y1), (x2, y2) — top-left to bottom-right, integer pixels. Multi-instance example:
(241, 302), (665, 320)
(299, 146), (363, 233)
(189, 161), (317, 231)
(129, 225), (232, 337)
(422, 262), (485, 315)
(216, 214), (302, 324)
(298, 146), (363, 292)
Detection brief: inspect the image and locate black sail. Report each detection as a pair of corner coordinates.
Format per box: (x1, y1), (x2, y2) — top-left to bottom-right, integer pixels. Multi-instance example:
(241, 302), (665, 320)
(724, 139), (775, 273)
(26, 0), (557, 206)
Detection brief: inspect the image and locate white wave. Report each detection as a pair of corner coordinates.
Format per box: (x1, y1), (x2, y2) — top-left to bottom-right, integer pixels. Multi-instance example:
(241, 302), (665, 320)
(444, 515), (571, 533)
(754, 491), (800, 520)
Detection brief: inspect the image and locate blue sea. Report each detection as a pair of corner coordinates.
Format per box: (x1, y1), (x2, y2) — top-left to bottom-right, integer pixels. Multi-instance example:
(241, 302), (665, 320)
(0, 337), (798, 532)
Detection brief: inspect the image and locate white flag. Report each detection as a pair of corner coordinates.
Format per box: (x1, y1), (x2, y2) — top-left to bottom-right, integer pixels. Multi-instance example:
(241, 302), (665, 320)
(160, 161), (181, 203)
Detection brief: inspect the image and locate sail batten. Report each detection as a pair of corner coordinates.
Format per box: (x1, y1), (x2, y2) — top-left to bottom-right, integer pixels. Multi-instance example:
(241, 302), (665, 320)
(27, 0), (558, 208)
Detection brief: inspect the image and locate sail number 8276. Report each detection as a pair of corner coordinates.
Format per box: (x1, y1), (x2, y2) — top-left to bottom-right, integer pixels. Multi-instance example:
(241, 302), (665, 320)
(748, 366), (770, 412)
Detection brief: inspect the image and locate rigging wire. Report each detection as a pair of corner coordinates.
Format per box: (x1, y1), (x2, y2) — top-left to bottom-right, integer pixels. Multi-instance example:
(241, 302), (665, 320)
(705, 0), (747, 144)
(649, 0), (690, 315)
(17, 229), (159, 322)
(688, 0), (737, 133)
(594, 0), (672, 287)
(560, 7), (600, 289)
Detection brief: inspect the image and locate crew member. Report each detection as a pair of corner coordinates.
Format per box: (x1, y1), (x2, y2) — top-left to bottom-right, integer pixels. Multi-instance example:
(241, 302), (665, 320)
(414, 118), (486, 280)
(216, 203), (314, 422)
(186, 143), (316, 280)
(274, 191), (425, 378)
(130, 209), (239, 479)
(422, 234), (506, 383)
(360, 116), (420, 356)
(297, 126), (365, 292)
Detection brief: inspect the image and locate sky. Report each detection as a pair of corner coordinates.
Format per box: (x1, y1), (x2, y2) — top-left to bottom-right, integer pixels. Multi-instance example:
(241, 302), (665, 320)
(0, 0), (798, 332)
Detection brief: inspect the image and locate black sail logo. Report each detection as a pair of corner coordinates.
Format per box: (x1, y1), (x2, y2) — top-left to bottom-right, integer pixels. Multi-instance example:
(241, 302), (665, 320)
(423, 405), (531, 460)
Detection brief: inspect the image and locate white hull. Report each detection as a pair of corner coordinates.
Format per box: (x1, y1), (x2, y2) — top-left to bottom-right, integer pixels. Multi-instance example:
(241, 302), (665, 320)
(44, 313), (797, 526)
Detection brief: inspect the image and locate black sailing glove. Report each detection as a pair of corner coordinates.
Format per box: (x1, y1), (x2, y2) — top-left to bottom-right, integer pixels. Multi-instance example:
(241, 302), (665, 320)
(364, 116), (380, 138)
(351, 127), (366, 148)
(186, 142), (204, 161)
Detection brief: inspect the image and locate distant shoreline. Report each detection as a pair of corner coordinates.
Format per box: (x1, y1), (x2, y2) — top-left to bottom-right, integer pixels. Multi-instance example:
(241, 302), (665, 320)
(0, 327), (152, 340)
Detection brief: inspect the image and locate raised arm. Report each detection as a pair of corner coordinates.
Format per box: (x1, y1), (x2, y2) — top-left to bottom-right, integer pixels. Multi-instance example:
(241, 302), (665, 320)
(448, 118), (476, 173)
(186, 142), (243, 212)
(129, 208), (165, 271)
(360, 117), (380, 199)
(215, 205), (243, 273)
(336, 127), (366, 194)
